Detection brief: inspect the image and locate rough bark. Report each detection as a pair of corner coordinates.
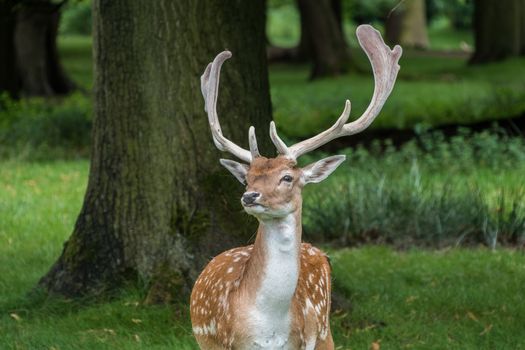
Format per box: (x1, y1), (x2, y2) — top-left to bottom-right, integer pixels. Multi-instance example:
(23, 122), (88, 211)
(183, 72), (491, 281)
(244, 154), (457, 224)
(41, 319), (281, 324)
(0, 0), (19, 97)
(470, 0), (523, 63)
(297, 0), (351, 79)
(0, 0), (74, 98)
(385, 0), (429, 49)
(519, 0), (525, 56)
(39, 0), (273, 300)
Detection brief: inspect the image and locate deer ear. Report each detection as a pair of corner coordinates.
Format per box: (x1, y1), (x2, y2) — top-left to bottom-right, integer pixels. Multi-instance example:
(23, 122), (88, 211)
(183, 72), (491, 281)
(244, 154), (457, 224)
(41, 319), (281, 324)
(220, 159), (249, 184)
(302, 155), (346, 184)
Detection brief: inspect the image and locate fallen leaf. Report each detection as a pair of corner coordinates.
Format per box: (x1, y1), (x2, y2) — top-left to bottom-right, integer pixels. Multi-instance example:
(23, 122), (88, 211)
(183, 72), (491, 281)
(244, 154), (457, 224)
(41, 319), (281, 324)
(103, 328), (116, 335)
(480, 324), (493, 336)
(125, 301), (140, 307)
(467, 311), (479, 322)
(131, 318), (142, 324)
(133, 334), (141, 342)
(10, 313), (21, 322)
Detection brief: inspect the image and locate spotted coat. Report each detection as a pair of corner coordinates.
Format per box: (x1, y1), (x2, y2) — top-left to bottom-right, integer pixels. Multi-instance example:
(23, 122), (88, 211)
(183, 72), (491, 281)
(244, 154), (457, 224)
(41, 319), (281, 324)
(190, 243), (332, 349)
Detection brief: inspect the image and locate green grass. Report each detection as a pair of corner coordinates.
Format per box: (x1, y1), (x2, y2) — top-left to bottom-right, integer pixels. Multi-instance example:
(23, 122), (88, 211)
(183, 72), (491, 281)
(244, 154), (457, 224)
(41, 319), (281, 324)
(3, 246), (524, 349)
(330, 247), (525, 349)
(1, 156), (525, 349)
(0, 161), (87, 302)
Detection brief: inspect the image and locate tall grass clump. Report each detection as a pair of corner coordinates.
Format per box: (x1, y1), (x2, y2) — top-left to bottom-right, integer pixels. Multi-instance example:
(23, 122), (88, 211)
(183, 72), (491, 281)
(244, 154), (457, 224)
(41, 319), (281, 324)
(302, 129), (525, 248)
(0, 93), (92, 160)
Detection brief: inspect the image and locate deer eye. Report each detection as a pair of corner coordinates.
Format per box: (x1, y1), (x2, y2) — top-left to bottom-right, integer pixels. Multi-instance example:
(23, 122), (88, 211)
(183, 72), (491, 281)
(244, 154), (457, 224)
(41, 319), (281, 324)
(281, 175), (293, 183)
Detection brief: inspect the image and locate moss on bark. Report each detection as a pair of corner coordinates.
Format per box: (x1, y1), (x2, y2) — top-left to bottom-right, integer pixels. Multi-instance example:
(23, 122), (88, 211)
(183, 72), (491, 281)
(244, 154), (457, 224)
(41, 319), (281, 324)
(39, 0), (273, 299)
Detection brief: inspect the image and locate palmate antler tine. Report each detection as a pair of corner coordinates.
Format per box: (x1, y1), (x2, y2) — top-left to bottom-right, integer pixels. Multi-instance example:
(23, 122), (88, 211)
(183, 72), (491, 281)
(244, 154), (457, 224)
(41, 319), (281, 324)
(201, 51), (253, 163)
(341, 25), (402, 135)
(274, 25), (402, 160)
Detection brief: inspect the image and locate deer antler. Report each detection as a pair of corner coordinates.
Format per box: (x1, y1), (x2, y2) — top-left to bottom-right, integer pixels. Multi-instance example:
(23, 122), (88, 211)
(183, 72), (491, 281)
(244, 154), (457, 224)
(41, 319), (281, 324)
(270, 24), (403, 160)
(201, 51), (257, 163)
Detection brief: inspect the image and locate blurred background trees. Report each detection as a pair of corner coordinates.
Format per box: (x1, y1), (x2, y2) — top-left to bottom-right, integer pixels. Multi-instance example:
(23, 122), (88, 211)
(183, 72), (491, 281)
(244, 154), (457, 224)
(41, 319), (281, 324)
(296, 0), (352, 78)
(385, 0), (429, 49)
(0, 0), (75, 98)
(470, 0), (525, 63)
(2, 0), (524, 92)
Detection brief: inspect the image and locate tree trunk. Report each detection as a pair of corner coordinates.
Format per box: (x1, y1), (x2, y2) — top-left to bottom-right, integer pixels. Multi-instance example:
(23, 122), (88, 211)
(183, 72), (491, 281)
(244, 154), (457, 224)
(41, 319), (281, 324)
(330, 0), (343, 34)
(0, 0), (74, 98)
(39, 0), (273, 300)
(519, 0), (525, 56)
(470, 0), (522, 63)
(295, 0), (312, 61)
(267, 0), (344, 65)
(385, 0), (429, 49)
(0, 0), (19, 97)
(297, 0), (351, 79)
(385, 7), (403, 48)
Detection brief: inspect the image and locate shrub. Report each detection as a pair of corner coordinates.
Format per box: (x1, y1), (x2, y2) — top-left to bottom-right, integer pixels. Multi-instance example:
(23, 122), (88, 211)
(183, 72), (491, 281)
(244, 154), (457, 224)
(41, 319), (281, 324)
(302, 130), (525, 248)
(0, 93), (92, 160)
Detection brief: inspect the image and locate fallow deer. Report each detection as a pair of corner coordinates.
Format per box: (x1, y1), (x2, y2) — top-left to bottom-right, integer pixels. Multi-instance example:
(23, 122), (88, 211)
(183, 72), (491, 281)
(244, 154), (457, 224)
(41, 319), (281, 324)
(190, 25), (402, 350)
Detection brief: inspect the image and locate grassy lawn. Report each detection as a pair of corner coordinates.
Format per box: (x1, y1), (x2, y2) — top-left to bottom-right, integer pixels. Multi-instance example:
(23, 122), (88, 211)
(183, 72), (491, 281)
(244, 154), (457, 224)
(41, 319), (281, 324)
(1, 161), (524, 349)
(330, 247), (525, 349)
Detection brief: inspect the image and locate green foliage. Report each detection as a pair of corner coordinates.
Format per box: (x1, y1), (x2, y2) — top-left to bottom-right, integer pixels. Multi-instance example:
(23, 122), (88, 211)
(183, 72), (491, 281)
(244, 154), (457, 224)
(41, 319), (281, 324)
(266, 0), (474, 49)
(429, 0), (473, 29)
(271, 55), (525, 138)
(347, 0), (397, 24)
(302, 130), (525, 247)
(60, 1), (92, 36)
(266, 2), (300, 48)
(58, 35), (93, 89)
(40, 26), (519, 159)
(0, 94), (92, 160)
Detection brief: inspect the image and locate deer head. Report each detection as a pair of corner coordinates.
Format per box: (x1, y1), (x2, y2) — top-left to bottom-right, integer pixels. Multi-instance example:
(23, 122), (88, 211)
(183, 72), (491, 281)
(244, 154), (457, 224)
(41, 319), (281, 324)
(200, 25), (402, 221)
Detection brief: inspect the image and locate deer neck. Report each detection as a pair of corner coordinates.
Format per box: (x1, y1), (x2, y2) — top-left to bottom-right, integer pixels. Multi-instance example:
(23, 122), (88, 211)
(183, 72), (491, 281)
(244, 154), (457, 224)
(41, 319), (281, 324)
(241, 206), (302, 344)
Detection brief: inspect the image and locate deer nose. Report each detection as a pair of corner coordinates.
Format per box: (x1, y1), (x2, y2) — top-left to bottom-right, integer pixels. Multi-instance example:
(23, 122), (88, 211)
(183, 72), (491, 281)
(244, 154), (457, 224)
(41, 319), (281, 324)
(242, 192), (260, 205)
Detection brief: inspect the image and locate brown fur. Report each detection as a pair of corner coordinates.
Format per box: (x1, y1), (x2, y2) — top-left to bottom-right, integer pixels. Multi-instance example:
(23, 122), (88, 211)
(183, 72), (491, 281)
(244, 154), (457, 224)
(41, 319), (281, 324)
(191, 156), (334, 349)
(190, 243), (332, 349)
